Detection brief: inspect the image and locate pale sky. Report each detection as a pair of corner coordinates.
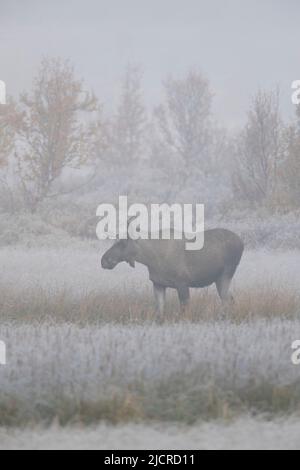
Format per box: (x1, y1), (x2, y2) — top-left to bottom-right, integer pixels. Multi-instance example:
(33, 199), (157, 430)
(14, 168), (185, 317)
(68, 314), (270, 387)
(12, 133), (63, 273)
(0, 0), (299, 128)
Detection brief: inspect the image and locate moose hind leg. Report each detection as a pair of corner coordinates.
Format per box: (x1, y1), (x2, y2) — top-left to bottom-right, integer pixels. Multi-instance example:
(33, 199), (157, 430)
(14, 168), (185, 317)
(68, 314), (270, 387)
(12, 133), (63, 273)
(177, 286), (190, 313)
(153, 284), (166, 315)
(216, 272), (235, 305)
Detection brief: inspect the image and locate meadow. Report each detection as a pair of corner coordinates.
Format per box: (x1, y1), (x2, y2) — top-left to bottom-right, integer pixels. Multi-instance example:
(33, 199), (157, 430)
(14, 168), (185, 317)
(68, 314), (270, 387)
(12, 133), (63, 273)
(0, 242), (300, 448)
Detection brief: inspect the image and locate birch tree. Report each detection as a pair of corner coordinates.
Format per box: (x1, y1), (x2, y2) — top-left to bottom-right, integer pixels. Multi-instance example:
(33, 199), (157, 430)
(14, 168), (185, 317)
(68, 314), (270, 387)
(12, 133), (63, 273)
(16, 58), (97, 212)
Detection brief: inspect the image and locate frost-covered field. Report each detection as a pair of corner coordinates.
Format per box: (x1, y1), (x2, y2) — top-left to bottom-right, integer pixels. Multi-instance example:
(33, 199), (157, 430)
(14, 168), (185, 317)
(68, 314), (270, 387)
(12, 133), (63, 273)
(1, 243), (300, 294)
(2, 417), (300, 450)
(0, 320), (300, 423)
(0, 243), (300, 449)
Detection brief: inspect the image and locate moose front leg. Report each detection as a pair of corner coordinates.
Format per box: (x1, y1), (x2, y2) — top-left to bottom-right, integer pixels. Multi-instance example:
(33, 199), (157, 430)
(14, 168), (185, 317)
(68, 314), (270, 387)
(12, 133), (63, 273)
(153, 283), (166, 316)
(177, 286), (190, 313)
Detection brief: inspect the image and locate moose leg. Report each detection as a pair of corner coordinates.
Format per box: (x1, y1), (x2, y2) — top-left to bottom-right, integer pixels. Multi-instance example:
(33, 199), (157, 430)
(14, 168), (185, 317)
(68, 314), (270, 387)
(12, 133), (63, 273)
(216, 273), (235, 306)
(153, 284), (166, 315)
(177, 286), (190, 313)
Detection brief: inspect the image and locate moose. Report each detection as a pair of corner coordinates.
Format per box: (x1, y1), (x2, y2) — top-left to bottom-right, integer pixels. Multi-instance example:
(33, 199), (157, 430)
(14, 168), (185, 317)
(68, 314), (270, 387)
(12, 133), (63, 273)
(101, 228), (244, 315)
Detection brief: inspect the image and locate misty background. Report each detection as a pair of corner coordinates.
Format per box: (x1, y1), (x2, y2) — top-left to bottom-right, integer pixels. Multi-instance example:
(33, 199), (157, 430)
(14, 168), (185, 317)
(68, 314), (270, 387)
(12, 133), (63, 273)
(1, 0), (300, 245)
(1, 0), (299, 126)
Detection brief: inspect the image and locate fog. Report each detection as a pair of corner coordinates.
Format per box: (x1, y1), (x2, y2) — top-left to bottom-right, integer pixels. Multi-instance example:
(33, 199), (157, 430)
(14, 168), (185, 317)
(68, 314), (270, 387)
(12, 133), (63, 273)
(1, 0), (299, 127)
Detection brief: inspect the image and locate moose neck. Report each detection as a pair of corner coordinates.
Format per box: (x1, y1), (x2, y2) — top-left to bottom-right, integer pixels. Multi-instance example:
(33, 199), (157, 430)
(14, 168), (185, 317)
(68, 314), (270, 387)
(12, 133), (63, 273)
(132, 239), (155, 269)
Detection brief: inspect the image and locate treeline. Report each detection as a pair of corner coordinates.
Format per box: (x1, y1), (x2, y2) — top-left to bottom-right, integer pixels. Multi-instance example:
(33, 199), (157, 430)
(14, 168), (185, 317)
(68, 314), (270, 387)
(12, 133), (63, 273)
(0, 57), (299, 215)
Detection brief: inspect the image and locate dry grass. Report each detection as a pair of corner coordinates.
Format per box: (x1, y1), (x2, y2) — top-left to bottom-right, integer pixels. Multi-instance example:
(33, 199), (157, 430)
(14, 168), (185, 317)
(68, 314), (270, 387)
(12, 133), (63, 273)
(0, 283), (299, 325)
(1, 382), (300, 428)
(0, 279), (300, 427)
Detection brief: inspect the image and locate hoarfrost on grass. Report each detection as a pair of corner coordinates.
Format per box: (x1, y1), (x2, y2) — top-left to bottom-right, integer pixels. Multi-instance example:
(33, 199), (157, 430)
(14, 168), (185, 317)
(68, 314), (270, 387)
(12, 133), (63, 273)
(0, 319), (300, 424)
(1, 244), (300, 295)
(1, 416), (300, 450)
(0, 243), (300, 433)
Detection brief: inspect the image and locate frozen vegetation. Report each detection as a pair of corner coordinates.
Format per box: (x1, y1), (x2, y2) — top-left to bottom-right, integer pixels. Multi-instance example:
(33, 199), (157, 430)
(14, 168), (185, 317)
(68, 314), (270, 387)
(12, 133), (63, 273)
(0, 319), (300, 427)
(0, 241), (300, 451)
(1, 241), (300, 295)
(2, 416), (300, 450)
